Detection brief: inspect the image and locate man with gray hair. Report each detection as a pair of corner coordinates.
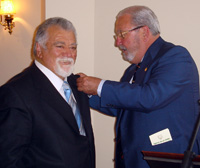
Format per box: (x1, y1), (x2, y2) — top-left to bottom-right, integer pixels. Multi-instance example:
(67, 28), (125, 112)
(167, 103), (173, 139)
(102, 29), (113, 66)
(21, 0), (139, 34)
(77, 6), (200, 168)
(0, 17), (95, 168)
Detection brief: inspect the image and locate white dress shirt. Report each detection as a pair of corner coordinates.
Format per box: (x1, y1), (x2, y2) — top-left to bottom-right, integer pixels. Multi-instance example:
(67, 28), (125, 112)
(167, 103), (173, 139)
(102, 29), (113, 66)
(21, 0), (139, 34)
(35, 60), (66, 100)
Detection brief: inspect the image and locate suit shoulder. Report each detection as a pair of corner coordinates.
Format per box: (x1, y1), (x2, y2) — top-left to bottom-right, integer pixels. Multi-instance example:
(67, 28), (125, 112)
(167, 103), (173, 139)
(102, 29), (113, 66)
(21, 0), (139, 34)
(1, 65), (34, 93)
(161, 39), (190, 55)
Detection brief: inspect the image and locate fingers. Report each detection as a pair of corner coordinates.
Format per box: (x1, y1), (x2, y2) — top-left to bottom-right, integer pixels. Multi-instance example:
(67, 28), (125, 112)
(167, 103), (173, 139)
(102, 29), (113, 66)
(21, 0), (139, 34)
(76, 72), (86, 78)
(76, 75), (85, 87)
(76, 74), (87, 92)
(76, 75), (100, 95)
(76, 73), (88, 92)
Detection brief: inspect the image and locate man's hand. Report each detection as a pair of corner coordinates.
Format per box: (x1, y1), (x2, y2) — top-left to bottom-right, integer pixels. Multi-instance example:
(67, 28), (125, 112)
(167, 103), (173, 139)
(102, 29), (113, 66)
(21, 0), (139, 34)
(77, 73), (102, 95)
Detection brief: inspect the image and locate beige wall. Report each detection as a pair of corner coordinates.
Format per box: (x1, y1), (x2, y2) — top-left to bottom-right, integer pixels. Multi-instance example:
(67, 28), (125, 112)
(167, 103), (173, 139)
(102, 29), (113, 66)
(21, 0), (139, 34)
(0, 0), (45, 85)
(1, 0), (200, 168)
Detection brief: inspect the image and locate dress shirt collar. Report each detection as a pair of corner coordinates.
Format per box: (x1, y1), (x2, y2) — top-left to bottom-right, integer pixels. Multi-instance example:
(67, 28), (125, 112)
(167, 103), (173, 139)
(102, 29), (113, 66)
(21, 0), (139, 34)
(34, 60), (64, 92)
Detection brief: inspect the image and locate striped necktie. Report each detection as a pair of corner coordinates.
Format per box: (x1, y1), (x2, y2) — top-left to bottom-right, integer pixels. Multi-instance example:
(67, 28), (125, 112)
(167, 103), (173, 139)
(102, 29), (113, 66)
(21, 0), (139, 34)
(62, 81), (85, 136)
(132, 63), (141, 83)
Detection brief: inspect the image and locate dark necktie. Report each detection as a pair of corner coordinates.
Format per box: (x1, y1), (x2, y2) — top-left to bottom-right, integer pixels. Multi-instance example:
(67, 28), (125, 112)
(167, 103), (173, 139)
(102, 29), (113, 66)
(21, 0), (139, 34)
(132, 63), (141, 83)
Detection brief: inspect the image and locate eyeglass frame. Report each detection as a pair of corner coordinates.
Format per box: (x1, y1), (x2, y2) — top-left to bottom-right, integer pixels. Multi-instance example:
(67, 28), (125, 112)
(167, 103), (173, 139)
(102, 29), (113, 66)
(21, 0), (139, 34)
(114, 25), (144, 40)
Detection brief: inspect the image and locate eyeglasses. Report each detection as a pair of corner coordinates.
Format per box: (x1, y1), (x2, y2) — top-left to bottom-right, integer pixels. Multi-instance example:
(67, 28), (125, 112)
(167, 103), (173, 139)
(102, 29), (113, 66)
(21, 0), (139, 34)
(114, 25), (144, 40)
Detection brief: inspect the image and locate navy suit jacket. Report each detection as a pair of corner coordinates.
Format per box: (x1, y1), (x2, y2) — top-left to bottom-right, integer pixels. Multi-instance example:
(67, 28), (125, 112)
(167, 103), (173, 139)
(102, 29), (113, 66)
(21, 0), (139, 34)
(90, 37), (200, 168)
(0, 63), (95, 168)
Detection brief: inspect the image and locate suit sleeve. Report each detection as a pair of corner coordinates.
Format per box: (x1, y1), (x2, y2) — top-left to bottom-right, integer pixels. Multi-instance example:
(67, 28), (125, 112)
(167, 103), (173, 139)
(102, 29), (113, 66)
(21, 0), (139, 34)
(0, 85), (32, 167)
(100, 46), (197, 112)
(89, 95), (119, 116)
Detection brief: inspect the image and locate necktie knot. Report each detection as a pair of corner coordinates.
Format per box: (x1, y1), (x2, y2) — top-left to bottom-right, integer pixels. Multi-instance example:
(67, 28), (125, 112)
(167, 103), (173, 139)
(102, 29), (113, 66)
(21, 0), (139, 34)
(63, 82), (71, 102)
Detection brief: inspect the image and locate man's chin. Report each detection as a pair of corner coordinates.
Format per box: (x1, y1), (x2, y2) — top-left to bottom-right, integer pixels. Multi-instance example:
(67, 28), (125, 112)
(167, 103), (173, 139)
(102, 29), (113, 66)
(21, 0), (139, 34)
(122, 55), (130, 62)
(57, 72), (72, 79)
(55, 67), (74, 79)
(122, 53), (135, 63)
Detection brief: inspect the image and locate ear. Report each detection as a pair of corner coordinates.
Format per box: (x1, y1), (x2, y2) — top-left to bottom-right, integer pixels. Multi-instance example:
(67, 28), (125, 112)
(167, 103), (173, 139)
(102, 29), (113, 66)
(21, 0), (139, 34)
(36, 43), (42, 58)
(141, 26), (150, 42)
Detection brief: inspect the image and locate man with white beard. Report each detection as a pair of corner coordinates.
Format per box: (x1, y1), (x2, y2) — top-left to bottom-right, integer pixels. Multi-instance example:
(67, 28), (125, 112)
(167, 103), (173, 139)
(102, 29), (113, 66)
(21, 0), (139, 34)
(0, 17), (95, 168)
(77, 6), (199, 168)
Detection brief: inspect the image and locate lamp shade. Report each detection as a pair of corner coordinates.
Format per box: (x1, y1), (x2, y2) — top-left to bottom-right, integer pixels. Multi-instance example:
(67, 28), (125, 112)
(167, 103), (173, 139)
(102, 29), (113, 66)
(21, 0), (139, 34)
(0, 0), (15, 14)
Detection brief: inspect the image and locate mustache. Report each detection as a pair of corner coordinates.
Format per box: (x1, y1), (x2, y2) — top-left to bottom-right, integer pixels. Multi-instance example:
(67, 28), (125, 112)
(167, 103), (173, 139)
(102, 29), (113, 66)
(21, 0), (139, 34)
(119, 45), (127, 51)
(57, 57), (74, 65)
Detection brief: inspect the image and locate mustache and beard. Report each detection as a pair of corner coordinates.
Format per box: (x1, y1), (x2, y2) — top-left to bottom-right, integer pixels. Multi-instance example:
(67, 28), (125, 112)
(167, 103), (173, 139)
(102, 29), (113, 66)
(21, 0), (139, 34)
(119, 45), (135, 62)
(55, 57), (75, 78)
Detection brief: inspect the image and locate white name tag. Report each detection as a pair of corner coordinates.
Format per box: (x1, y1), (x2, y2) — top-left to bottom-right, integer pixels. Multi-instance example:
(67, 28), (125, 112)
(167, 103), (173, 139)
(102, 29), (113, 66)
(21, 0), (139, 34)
(149, 128), (172, 146)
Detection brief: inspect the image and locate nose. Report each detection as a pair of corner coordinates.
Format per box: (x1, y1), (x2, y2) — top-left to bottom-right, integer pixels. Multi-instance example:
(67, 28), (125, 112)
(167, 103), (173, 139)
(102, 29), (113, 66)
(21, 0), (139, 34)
(63, 47), (75, 58)
(115, 37), (122, 47)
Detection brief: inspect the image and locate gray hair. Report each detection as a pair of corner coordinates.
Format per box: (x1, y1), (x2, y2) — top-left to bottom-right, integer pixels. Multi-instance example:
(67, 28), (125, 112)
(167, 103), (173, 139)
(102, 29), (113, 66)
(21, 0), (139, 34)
(32, 17), (77, 57)
(117, 6), (160, 36)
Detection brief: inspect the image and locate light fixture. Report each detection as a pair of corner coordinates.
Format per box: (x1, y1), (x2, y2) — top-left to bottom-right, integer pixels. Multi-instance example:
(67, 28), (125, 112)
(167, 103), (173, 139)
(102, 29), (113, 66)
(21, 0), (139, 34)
(0, 0), (15, 34)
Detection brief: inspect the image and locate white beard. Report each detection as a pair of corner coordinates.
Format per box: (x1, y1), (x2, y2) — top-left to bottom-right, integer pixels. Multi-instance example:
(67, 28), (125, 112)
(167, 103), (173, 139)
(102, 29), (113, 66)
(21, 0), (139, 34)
(122, 51), (135, 62)
(119, 45), (135, 63)
(55, 57), (75, 78)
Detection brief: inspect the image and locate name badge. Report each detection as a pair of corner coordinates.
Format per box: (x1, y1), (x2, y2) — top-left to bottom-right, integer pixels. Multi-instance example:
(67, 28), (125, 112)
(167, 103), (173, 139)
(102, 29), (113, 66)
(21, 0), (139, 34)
(149, 128), (172, 146)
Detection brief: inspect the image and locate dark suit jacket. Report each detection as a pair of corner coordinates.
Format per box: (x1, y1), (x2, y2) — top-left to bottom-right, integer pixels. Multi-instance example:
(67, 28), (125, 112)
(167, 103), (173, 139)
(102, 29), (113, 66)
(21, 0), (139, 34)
(0, 63), (95, 168)
(90, 37), (200, 168)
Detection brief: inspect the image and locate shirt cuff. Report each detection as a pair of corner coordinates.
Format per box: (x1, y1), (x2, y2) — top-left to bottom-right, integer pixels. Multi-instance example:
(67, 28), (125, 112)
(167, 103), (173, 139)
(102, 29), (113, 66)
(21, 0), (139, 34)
(97, 80), (105, 97)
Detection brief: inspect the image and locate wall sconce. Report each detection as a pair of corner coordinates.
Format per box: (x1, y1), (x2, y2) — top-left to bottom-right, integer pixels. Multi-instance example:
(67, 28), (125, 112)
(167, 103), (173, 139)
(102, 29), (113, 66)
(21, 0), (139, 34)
(0, 0), (15, 34)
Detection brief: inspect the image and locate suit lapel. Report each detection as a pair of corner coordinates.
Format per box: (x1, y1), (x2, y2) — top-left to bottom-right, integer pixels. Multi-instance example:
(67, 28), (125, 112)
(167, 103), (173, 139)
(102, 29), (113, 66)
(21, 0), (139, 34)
(30, 64), (80, 133)
(67, 75), (91, 135)
(134, 37), (174, 84)
(133, 52), (153, 84)
(120, 64), (137, 82)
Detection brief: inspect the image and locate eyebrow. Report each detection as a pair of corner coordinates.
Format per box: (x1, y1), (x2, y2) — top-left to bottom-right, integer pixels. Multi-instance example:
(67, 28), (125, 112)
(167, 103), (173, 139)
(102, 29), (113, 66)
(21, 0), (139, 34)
(53, 41), (65, 45)
(69, 43), (78, 46)
(53, 41), (77, 46)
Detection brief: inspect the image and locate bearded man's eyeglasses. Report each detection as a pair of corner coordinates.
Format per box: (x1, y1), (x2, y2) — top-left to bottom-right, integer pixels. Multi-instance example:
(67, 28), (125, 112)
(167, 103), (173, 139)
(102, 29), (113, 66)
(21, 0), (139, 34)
(114, 25), (144, 40)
